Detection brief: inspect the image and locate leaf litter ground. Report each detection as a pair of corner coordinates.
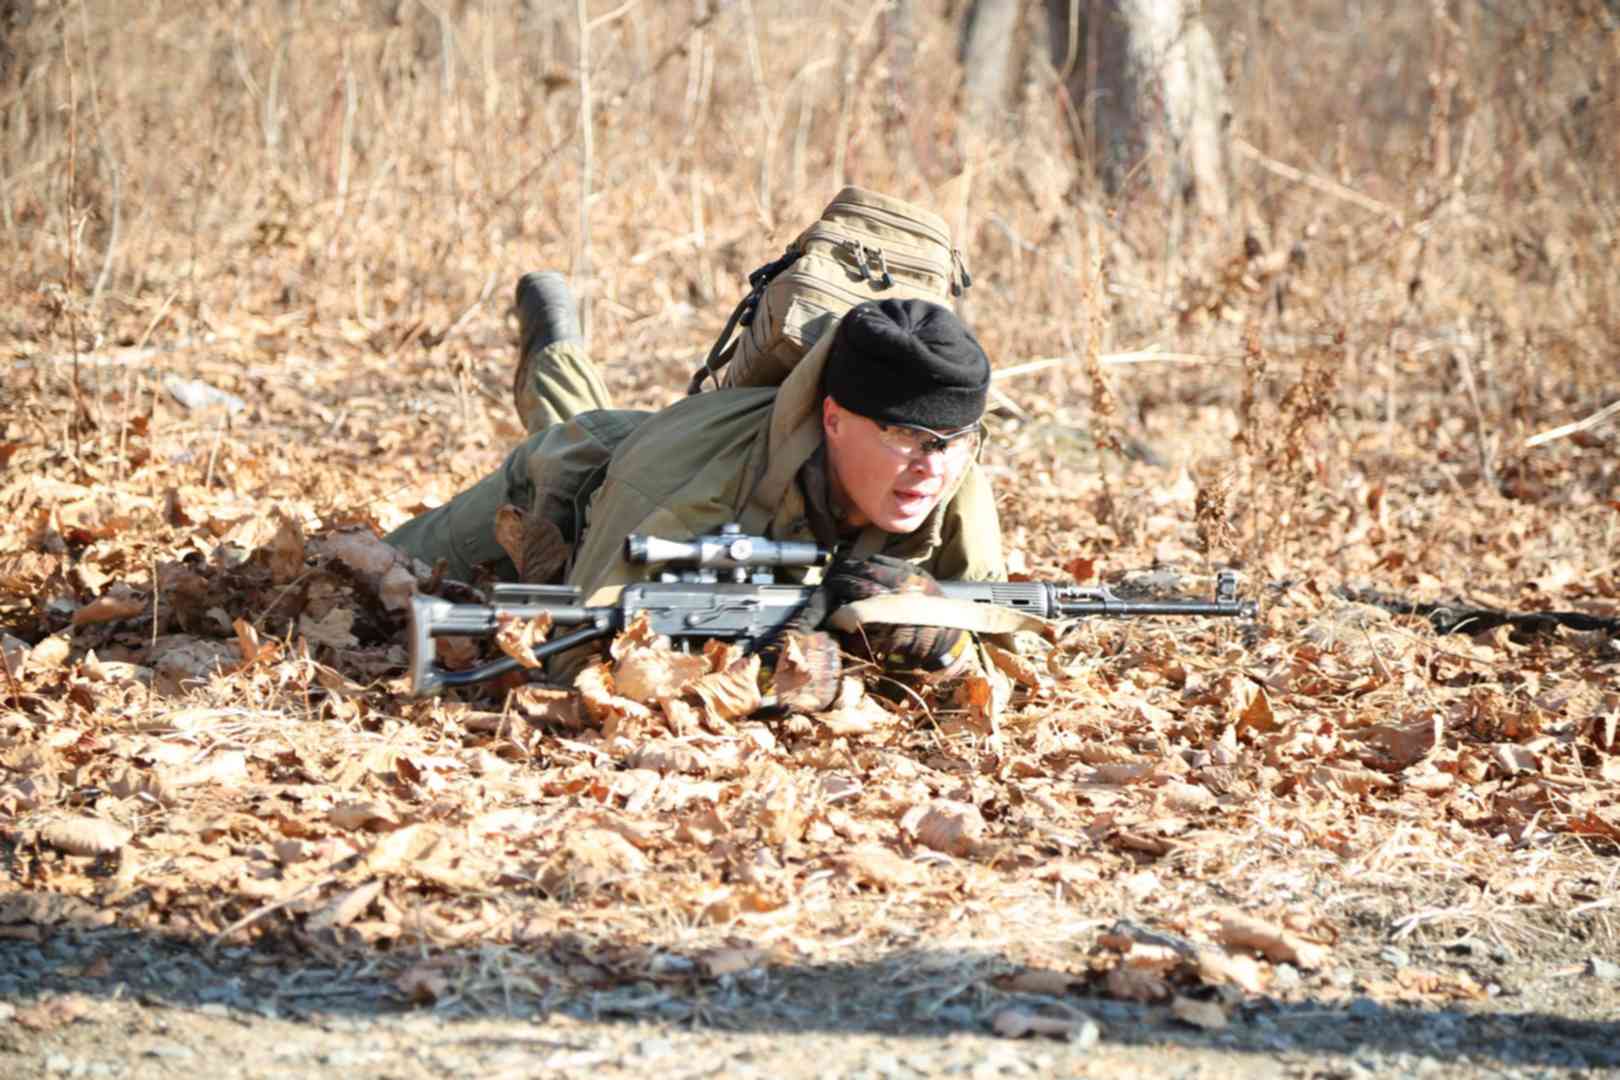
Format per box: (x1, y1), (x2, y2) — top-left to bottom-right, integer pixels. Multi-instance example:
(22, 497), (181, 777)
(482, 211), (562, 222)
(2, 316), (1617, 1077)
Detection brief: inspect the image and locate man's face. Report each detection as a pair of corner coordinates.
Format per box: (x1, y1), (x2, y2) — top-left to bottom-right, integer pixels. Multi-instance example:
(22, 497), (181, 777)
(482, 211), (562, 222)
(821, 397), (980, 534)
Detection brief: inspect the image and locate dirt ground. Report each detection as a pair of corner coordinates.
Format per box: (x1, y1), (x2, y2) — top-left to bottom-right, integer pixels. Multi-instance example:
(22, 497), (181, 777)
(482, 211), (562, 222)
(1, 906), (1618, 1079)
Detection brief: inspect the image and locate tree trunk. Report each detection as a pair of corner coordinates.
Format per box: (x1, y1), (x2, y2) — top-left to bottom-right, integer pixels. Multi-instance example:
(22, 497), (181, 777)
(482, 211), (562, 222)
(0, 0), (34, 89)
(959, 0), (1023, 131)
(1044, 0), (1231, 217)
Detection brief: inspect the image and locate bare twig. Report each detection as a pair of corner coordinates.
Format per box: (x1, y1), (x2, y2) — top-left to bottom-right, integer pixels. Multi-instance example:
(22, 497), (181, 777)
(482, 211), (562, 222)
(78, 1), (120, 311)
(1234, 138), (1402, 222)
(1453, 347), (1496, 487)
(576, 0), (594, 347)
(441, 269), (500, 345)
(207, 872), (340, 952)
(585, 0), (641, 32)
(1523, 398), (1620, 449)
(993, 349), (1231, 382)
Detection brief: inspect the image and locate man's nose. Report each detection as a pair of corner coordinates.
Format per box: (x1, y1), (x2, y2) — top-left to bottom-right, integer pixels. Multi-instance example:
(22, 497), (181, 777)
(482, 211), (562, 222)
(908, 450), (949, 477)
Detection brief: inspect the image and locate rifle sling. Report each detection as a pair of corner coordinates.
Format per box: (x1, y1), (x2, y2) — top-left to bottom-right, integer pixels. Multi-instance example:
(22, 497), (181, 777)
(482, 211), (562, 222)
(826, 594), (1053, 636)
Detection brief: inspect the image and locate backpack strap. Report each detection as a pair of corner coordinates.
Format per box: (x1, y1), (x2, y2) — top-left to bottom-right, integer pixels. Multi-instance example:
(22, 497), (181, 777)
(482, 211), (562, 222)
(687, 248), (802, 395)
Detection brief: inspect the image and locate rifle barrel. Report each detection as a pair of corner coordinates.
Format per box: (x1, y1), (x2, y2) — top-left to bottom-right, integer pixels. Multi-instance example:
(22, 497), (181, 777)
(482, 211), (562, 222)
(1056, 598), (1258, 618)
(938, 580), (1256, 620)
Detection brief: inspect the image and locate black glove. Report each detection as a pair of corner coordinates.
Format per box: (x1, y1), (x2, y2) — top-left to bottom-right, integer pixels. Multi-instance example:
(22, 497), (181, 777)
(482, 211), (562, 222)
(821, 555), (970, 673)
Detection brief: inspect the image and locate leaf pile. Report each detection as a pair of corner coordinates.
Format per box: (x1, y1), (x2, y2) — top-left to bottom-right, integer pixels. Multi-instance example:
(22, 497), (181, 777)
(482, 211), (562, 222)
(1, 437), (1615, 1014)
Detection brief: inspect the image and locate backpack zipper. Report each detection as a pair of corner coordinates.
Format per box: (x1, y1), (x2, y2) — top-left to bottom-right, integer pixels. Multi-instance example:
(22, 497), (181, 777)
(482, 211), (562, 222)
(828, 240), (951, 292)
(812, 204), (972, 296)
(951, 248), (973, 295)
(823, 197), (952, 251)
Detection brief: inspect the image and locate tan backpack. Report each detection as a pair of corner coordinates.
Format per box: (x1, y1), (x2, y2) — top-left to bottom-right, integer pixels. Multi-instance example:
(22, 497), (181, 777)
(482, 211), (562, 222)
(686, 186), (971, 395)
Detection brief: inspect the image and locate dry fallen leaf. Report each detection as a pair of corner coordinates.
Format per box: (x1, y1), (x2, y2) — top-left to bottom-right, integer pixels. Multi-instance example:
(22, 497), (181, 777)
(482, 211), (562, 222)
(299, 607), (359, 650)
(540, 827), (649, 897)
(511, 685), (585, 728)
(41, 817), (132, 857)
(309, 528), (416, 592)
(1104, 965), (1170, 1002)
(150, 636), (240, 695)
(266, 512), (307, 585)
(1171, 995), (1229, 1030)
(395, 960), (453, 1004)
(1306, 763), (1394, 797)
(1357, 715), (1441, 768)
(990, 1007), (1093, 1041)
(815, 679), (898, 735)
(1394, 966), (1488, 1001)
(1195, 948), (1266, 994)
(1216, 909), (1329, 970)
(328, 801), (402, 833)
(1159, 779), (1218, 813)
(1493, 744), (1539, 775)
(365, 824), (443, 874)
(71, 590), (145, 627)
(994, 969), (1084, 995)
(614, 643), (710, 704)
(984, 640), (1046, 688)
(902, 799), (987, 857)
(494, 609), (555, 669)
(14, 994), (93, 1031)
(1, 632), (27, 677)
(1234, 680), (1280, 735)
(306, 879), (385, 932)
(684, 654), (764, 725)
(1404, 770), (1454, 794)
(836, 845), (928, 889)
(696, 946), (765, 978)
(629, 738), (740, 777)
(603, 609), (659, 653)
(1122, 942), (1184, 972)
(576, 660), (657, 731)
(29, 635), (72, 671)
(771, 630), (840, 713)
(951, 666), (1008, 733)
(232, 617), (277, 666)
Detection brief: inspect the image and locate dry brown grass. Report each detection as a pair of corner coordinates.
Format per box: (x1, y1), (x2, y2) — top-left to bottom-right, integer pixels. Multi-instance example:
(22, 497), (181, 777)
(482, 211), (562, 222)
(1, 0), (1617, 1025)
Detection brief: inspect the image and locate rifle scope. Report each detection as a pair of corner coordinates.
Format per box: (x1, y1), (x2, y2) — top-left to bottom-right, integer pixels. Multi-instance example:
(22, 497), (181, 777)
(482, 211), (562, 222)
(625, 523), (830, 570)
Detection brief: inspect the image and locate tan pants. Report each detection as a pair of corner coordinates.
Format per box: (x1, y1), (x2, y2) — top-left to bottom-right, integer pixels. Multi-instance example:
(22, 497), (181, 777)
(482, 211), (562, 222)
(385, 339), (641, 581)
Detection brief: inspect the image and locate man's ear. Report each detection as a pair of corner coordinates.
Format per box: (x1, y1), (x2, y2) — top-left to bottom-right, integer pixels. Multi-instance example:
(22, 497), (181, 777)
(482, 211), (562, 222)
(821, 395), (841, 439)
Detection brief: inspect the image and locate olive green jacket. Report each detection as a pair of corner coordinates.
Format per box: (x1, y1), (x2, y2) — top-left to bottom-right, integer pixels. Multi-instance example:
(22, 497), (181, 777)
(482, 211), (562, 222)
(386, 332), (1006, 684)
(562, 332), (1005, 599)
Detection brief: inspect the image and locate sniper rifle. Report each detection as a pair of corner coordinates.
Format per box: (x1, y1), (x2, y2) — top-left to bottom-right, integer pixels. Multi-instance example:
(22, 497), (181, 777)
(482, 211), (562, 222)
(406, 524), (1259, 695)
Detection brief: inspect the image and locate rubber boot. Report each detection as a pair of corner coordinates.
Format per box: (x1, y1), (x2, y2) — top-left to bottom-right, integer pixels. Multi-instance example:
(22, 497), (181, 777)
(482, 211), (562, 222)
(515, 271), (582, 360)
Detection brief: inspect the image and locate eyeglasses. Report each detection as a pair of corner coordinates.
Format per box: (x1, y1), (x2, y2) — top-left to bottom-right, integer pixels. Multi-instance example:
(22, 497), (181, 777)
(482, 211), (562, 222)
(872, 420), (982, 461)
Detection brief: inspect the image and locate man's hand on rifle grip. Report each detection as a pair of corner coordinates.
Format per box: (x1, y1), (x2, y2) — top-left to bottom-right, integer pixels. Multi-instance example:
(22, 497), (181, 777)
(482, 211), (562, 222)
(821, 555), (971, 677)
